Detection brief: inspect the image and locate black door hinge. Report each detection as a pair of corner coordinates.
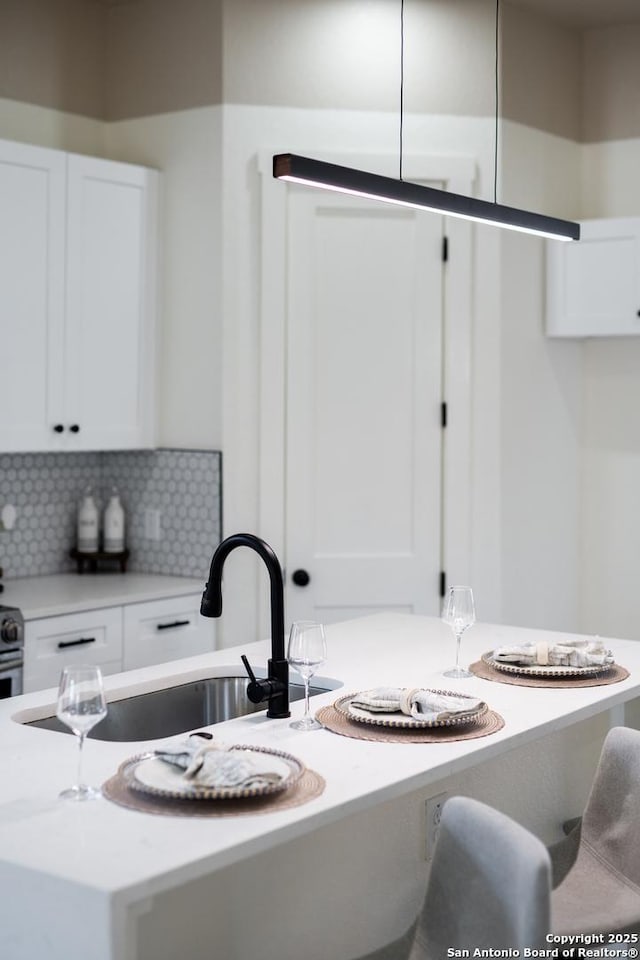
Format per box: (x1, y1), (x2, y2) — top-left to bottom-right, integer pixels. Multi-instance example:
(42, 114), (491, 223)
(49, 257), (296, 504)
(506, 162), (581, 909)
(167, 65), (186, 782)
(442, 235), (449, 262)
(441, 401), (447, 428)
(439, 571), (446, 598)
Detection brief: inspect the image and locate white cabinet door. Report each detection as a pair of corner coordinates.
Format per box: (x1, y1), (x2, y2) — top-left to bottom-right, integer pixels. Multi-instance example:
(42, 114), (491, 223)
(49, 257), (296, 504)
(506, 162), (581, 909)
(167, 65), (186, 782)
(24, 607), (123, 694)
(0, 139), (66, 450)
(547, 218), (640, 337)
(123, 595), (216, 671)
(65, 154), (157, 449)
(0, 140), (157, 453)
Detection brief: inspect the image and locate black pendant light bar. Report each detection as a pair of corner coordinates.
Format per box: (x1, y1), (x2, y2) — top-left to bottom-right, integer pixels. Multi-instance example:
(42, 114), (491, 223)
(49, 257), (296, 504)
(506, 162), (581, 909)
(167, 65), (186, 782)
(273, 154), (580, 242)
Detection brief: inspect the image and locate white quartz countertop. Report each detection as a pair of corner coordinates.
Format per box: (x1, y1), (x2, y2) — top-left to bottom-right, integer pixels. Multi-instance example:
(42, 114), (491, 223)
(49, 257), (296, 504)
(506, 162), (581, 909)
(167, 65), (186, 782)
(1, 573), (207, 619)
(2, 612), (640, 958)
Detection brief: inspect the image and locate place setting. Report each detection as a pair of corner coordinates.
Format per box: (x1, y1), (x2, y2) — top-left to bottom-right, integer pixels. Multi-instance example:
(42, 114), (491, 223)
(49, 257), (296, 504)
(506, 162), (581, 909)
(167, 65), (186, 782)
(470, 636), (629, 688)
(316, 586), (504, 742)
(52, 663), (324, 818)
(102, 621), (334, 818)
(102, 732), (326, 818)
(315, 686), (504, 744)
(439, 582), (629, 691)
(434, 583), (631, 689)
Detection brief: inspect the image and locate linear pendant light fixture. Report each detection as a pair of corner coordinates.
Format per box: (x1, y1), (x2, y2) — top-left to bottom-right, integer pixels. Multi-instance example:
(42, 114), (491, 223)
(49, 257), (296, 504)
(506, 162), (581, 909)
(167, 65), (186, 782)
(273, 0), (579, 242)
(273, 154), (579, 241)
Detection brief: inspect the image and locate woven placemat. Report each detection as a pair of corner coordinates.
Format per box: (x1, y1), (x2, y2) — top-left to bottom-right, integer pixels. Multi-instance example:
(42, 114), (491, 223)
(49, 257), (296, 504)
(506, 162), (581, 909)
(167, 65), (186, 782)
(470, 658), (630, 689)
(315, 704), (505, 743)
(102, 763), (325, 818)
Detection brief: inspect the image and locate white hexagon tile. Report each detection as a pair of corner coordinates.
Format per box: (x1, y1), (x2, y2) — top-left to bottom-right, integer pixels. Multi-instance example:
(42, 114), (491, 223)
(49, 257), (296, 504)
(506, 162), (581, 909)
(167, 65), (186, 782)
(0, 449), (221, 580)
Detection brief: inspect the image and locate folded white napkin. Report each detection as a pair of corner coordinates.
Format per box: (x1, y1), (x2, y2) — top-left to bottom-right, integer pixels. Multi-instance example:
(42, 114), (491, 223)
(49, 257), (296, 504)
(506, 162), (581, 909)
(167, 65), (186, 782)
(492, 637), (614, 669)
(154, 737), (287, 789)
(154, 736), (203, 771)
(350, 687), (483, 722)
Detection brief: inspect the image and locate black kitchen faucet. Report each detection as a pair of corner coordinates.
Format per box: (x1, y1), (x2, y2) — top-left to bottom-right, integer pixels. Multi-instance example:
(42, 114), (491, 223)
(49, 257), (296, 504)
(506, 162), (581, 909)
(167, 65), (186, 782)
(200, 533), (290, 719)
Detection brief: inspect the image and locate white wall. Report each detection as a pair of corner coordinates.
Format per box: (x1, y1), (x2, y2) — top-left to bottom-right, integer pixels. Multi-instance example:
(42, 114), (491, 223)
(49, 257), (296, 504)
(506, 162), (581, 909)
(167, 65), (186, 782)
(0, 96), (104, 154)
(491, 125), (640, 645)
(499, 121), (583, 632)
(105, 107), (223, 451)
(577, 137), (640, 641)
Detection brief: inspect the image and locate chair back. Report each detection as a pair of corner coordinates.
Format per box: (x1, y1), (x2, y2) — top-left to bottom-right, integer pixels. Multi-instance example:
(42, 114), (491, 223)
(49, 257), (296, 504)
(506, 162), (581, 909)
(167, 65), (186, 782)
(410, 796), (551, 959)
(581, 725), (640, 887)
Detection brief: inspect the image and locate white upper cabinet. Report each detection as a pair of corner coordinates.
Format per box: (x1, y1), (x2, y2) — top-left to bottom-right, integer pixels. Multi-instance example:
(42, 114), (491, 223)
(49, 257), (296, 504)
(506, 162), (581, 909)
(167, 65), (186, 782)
(0, 139), (158, 451)
(0, 140), (66, 450)
(546, 217), (640, 338)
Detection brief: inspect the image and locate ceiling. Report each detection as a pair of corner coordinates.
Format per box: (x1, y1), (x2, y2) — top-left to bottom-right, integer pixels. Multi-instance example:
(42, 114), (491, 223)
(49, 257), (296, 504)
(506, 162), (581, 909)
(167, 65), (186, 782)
(507, 0), (640, 27)
(89, 0), (640, 28)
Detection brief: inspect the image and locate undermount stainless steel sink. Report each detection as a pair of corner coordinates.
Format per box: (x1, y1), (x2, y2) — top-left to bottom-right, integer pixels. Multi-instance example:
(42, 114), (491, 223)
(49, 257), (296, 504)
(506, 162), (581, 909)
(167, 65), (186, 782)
(25, 676), (331, 742)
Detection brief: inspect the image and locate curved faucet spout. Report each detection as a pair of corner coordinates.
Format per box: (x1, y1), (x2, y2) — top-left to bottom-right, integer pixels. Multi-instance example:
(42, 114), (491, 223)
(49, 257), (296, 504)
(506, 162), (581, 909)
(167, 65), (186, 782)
(200, 533), (289, 718)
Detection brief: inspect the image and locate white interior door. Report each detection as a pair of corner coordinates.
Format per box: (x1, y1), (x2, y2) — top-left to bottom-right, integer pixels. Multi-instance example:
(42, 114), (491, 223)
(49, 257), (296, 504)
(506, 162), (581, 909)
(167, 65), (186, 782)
(285, 189), (444, 624)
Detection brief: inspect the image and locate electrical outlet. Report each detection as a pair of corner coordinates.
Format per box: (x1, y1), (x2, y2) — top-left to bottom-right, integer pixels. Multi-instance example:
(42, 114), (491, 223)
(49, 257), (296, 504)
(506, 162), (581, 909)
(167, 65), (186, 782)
(144, 508), (161, 540)
(425, 792), (448, 860)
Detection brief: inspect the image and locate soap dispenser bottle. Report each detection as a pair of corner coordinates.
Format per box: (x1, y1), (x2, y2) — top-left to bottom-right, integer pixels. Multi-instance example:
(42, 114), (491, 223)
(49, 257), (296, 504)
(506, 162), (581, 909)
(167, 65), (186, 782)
(103, 487), (125, 553)
(77, 487), (99, 553)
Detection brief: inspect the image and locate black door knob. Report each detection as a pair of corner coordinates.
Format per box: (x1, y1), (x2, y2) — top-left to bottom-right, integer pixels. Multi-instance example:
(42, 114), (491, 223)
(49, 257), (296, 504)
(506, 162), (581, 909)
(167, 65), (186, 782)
(291, 569), (310, 587)
(69, 424), (80, 433)
(53, 424), (64, 433)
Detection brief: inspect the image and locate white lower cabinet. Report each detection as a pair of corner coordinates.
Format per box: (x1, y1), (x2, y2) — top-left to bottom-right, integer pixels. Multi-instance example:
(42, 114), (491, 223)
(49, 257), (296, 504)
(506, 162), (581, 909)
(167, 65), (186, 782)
(24, 594), (215, 693)
(123, 596), (215, 671)
(24, 607), (123, 694)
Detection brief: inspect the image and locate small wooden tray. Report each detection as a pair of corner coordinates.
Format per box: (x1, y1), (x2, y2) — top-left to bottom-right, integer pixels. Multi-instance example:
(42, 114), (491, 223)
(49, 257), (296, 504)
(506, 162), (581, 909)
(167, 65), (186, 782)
(70, 548), (130, 574)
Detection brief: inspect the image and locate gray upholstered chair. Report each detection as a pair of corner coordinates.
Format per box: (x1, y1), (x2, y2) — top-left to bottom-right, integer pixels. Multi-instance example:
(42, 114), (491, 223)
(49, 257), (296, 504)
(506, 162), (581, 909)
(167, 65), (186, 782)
(550, 725), (640, 937)
(408, 796), (552, 959)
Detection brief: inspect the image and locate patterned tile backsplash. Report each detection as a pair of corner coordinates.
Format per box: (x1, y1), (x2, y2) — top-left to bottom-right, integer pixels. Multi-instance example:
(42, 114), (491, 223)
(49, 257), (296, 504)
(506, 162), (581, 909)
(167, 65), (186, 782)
(0, 449), (221, 580)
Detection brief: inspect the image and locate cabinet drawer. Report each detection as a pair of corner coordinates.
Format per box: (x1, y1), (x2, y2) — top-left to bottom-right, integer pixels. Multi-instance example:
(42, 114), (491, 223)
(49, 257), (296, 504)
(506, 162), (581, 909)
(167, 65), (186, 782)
(123, 595), (215, 671)
(24, 607), (123, 693)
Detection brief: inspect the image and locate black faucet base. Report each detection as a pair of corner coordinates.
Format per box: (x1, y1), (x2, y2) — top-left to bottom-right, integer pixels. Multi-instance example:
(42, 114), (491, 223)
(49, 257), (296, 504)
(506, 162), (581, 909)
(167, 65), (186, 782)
(266, 658), (290, 719)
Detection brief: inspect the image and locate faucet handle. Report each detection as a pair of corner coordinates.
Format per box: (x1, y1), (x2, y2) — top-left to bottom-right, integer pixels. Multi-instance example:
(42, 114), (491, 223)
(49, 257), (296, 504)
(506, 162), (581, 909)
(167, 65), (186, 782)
(241, 655), (269, 704)
(241, 654), (257, 683)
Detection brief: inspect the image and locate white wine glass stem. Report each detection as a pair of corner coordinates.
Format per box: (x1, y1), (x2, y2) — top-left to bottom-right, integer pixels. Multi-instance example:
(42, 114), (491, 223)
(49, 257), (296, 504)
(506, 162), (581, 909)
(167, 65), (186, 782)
(456, 632), (462, 670)
(303, 676), (311, 722)
(77, 731), (86, 789)
(454, 631), (462, 672)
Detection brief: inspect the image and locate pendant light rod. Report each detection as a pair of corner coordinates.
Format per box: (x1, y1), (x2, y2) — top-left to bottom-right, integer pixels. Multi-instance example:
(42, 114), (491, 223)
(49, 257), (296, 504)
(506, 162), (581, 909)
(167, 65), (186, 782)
(273, 154), (580, 241)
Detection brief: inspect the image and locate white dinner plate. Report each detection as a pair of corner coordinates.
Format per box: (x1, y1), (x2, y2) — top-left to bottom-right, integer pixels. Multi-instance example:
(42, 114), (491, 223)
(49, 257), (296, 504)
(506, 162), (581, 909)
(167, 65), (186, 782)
(481, 651), (611, 679)
(126, 745), (304, 800)
(333, 690), (488, 729)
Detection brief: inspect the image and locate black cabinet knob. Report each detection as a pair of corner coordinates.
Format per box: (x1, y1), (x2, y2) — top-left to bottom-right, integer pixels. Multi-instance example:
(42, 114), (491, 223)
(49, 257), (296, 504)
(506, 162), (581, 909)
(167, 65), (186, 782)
(291, 568), (310, 587)
(69, 424), (80, 433)
(53, 424), (64, 433)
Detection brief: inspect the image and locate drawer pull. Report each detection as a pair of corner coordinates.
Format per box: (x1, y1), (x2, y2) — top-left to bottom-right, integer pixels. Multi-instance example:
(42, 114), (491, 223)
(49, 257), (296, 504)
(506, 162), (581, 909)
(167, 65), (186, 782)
(57, 636), (96, 650)
(156, 619), (190, 631)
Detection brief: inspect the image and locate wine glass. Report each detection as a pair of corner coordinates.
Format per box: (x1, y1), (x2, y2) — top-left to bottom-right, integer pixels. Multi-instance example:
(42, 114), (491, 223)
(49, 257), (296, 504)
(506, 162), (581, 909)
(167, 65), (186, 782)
(287, 621), (327, 730)
(56, 665), (107, 801)
(442, 586), (475, 679)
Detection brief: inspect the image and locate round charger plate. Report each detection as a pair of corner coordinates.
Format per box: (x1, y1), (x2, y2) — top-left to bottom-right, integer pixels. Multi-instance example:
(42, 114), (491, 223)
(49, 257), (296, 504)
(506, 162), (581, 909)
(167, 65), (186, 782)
(481, 650), (611, 679)
(334, 690), (488, 729)
(127, 745), (304, 801)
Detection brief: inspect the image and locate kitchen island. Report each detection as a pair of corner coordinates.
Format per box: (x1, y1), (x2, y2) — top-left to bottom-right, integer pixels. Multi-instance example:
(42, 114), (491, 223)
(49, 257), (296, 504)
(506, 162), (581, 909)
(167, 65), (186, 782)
(2, 612), (639, 960)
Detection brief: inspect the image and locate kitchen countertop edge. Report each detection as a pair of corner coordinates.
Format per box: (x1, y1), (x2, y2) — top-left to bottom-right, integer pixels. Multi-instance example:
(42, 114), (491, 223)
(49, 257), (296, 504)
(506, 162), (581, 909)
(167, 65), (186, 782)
(1, 573), (207, 620)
